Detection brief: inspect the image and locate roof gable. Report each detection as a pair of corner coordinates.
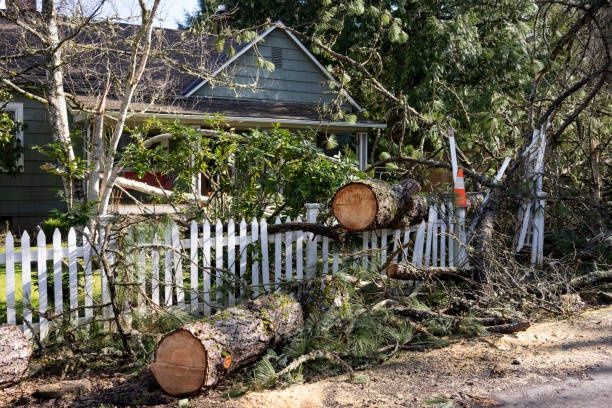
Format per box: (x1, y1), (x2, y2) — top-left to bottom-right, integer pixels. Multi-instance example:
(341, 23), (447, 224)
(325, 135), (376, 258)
(183, 22), (362, 112)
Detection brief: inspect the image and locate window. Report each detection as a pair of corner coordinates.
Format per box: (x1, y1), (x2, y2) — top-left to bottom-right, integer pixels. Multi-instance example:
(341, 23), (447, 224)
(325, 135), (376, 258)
(1, 102), (24, 173)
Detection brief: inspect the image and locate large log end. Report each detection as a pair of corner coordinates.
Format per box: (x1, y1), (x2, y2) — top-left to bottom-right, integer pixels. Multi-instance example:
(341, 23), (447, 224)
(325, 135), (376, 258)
(331, 182), (378, 231)
(150, 329), (208, 396)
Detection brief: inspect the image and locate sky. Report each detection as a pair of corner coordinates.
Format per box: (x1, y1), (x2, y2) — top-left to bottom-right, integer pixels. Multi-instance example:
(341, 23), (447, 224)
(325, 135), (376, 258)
(100, 0), (201, 28)
(0, 0), (201, 29)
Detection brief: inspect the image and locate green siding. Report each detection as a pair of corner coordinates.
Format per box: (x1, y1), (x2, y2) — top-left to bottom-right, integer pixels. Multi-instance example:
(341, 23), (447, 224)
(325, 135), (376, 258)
(193, 29), (351, 108)
(0, 95), (65, 230)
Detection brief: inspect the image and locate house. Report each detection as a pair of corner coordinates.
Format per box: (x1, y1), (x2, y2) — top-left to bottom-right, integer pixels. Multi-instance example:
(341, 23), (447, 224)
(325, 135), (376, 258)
(0, 11), (385, 230)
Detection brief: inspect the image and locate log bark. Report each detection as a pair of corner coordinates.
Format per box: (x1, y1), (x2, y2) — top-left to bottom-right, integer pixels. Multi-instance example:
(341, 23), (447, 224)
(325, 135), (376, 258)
(150, 293), (303, 396)
(386, 263), (473, 282)
(331, 178), (423, 231)
(0, 325), (32, 388)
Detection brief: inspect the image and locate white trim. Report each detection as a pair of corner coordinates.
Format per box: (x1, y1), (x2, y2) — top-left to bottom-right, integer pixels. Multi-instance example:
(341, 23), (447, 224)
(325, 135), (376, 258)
(1, 102), (25, 172)
(183, 22), (363, 112)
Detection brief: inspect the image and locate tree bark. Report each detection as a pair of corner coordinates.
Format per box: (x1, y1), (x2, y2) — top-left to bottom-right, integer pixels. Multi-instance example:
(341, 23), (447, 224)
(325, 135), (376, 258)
(386, 262), (473, 282)
(0, 325), (32, 388)
(331, 178), (423, 231)
(150, 293), (303, 396)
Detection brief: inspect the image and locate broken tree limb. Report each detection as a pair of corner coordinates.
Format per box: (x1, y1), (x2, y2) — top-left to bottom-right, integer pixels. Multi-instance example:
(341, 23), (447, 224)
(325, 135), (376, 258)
(569, 270), (612, 289)
(486, 321), (531, 334)
(386, 263), (473, 282)
(115, 176), (209, 204)
(0, 325), (32, 389)
(391, 306), (529, 333)
(267, 222), (341, 241)
(150, 293), (303, 396)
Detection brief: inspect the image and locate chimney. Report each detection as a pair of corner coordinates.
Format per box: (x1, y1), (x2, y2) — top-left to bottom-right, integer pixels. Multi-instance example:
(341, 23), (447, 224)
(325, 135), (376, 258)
(6, 0), (38, 12)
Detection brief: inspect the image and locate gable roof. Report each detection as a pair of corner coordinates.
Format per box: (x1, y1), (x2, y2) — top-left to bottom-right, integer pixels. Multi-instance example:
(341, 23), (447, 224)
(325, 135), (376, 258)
(182, 21), (363, 112)
(0, 18), (381, 129)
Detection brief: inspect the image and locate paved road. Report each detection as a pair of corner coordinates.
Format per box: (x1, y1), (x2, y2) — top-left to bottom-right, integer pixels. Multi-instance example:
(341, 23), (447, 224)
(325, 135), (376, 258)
(492, 363), (612, 408)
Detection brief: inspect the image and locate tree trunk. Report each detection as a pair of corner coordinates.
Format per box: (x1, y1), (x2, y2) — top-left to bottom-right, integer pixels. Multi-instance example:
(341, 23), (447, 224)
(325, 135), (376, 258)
(331, 178), (423, 231)
(386, 262), (472, 282)
(0, 325), (32, 388)
(150, 293), (303, 396)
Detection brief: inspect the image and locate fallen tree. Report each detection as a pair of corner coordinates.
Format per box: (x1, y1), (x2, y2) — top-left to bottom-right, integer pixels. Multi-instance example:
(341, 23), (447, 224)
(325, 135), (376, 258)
(0, 325), (32, 388)
(150, 293), (303, 396)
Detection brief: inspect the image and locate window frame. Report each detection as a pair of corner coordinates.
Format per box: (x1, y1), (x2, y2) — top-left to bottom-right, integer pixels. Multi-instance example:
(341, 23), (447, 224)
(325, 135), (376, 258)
(1, 102), (25, 172)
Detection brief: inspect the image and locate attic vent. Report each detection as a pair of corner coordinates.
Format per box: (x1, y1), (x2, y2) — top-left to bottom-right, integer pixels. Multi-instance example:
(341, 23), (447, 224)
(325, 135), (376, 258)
(271, 47), (283, 69)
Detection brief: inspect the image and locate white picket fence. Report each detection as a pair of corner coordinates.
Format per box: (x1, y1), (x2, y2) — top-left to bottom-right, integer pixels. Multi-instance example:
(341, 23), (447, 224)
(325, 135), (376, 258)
(1, 202), (466, 340)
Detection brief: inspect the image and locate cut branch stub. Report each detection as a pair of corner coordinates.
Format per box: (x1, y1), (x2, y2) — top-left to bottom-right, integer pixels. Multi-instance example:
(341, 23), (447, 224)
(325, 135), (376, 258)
(150, 293), (303, 396)
(331, 178), (422, 231)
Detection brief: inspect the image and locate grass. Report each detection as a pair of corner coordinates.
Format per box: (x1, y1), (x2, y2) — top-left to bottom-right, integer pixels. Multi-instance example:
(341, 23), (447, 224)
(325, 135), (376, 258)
(0, 261), (102, 325)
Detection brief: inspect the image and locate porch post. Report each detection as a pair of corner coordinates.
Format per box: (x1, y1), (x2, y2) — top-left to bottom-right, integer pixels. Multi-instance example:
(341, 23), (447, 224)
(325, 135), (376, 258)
(357, 131), (368, 171)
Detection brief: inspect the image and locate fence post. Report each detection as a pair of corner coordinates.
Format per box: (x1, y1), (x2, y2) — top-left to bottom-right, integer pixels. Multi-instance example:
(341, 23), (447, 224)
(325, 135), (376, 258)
(305, 203), (320, 279)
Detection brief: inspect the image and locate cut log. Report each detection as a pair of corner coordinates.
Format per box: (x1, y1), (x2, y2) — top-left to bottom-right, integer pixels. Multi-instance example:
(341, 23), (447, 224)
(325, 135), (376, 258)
(331, 178), (422, 231)
(331, 179), (483, 231)
(150, 293), (303, 396)
(387, 262), (473, 282)
(0, 325), (32, 388)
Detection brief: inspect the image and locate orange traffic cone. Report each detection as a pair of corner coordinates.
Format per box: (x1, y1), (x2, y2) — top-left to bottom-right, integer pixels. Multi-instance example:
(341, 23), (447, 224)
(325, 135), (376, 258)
(454, 168), (467, 208)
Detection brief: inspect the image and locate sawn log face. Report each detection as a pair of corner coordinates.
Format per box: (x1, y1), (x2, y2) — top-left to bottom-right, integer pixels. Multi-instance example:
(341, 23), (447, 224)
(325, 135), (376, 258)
(150, 294), (303, 396)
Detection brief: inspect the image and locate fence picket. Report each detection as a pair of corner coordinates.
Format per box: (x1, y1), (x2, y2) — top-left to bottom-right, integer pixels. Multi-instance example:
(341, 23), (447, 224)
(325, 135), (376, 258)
(37, 230), (48, 339)
(440, 204), (447, 267)
(68, 228), (78, 321)
(431, 206), (439, 267)
(423, 208), (435, 267)
(260, 218), (270, 291)
(215, 220), (224, 307)
(164, 225), (173, 307)
(202, 220), (211, 316)
(370, 230), (378, 265)
(239, 219), (247, 298)
(53, 229), (63, 317)
(392, 229), (401, 262)
(98, 227), (110, 319)
(151, 232), (160, 306)
(381, 229), (388, 265)
(172, 224), (184, 307)
(137, 238), (146, 308)
(251, 218), (259, 297)
(274, 217), (282, 287)
(402, 227), (411, 260)
(322, 236), (329, 276)
(190, 221), (199, 313)
(5, 232), (15, 325)
(227, 219), (236, 306)
(362, 230), (369, 267)
(83, 228), (93, 320)
(412, 221), (426, 267)
(21, 232), (31, 335)
(285, 216), (293, 281)
(296, 216), (304, 280)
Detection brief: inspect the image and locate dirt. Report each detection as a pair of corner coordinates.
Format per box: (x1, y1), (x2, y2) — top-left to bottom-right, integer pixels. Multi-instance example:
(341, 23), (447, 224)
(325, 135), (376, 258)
(1, 306), (610, 407)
